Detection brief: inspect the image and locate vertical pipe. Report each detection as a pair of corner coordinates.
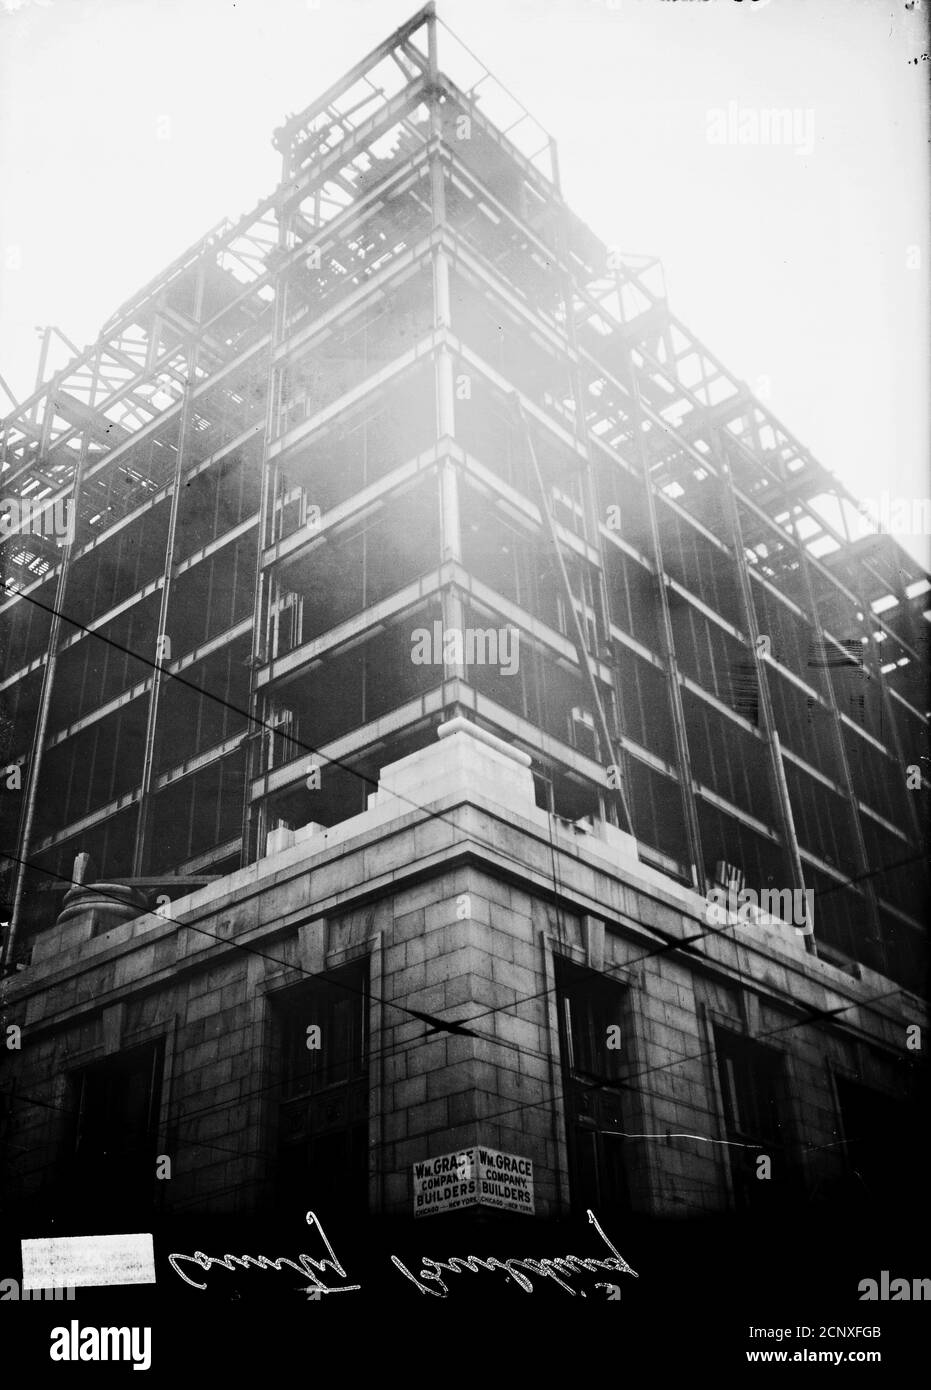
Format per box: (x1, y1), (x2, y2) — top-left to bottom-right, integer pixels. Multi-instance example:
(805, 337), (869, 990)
(715, 442), (814, 950)
(758, 453), (883, 958)
(241, 141), (294, 867)
(513, 396), (634, 837)
(549, 192), (632, 833)
(621, 348), (706, 888)
(131, 270), (205, 876)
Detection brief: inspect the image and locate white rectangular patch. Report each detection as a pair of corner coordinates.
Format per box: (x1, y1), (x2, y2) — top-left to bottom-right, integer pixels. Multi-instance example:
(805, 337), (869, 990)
(21, 1233), (156, 1290)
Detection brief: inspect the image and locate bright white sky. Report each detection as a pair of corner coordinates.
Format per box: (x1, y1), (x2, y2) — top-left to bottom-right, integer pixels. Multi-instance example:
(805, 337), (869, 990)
(0, 0), (928, 566)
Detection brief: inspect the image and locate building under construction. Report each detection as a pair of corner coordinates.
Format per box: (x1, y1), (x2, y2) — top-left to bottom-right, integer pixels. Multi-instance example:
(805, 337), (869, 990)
(0, 6), (927, 1250)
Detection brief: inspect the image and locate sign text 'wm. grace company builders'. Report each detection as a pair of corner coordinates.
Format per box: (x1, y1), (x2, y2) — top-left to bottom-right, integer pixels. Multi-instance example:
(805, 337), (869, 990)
(412, 1147), (535, 1217)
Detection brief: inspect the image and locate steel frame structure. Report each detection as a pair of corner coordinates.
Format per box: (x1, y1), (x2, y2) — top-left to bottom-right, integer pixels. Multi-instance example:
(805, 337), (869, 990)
(1, 4), (927, 990)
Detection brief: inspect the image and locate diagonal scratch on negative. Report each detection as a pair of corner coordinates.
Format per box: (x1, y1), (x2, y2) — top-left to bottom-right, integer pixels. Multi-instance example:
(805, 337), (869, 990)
(597, 1131), (766, 1149)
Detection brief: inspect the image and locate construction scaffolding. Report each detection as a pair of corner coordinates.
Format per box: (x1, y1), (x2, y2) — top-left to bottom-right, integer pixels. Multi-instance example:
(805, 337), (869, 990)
(1, 4), (927, 990)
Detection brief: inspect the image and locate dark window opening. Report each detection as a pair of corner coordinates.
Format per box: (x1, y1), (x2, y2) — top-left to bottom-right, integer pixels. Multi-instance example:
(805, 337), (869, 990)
(714, 1027), (796, 1213)
(834, 1075), (925, 1217)
(64, 1039), (164, 1226)
(269, 961), (369, 1215)
(555, 958), (631, 1217)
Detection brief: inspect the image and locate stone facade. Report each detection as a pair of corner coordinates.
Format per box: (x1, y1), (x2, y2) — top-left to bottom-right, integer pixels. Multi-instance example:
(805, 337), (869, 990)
(1, 721), (924, 1228)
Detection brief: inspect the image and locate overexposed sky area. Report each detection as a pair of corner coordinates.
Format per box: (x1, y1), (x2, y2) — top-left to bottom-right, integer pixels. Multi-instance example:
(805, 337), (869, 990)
(0, 0), (928, 566)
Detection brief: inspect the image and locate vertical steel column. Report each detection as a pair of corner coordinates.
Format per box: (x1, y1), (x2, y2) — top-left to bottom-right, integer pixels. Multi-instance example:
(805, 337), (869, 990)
(2, 352), (99, 972)
(241, 146), (293, 868)
(31, 328), (52, 426)
(428, 17), (466, 704)
(132, 269), (205, 876)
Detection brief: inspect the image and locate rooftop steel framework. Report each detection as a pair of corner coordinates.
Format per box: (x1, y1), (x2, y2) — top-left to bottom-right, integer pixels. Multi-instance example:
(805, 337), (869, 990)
(1, 4), (927, 990)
